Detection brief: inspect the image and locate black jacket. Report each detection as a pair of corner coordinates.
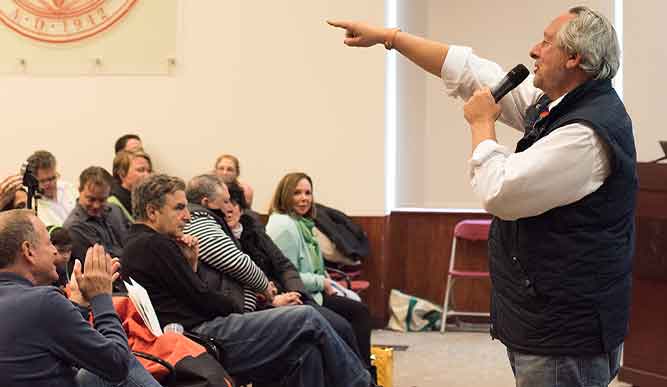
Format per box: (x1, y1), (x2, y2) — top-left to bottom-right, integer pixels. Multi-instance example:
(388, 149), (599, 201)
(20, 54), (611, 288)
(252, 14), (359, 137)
(314, 203), (370, 260)
(122, 224), (240, 330)
(239, 214), (308, 297)
(187, 203), (246, 313)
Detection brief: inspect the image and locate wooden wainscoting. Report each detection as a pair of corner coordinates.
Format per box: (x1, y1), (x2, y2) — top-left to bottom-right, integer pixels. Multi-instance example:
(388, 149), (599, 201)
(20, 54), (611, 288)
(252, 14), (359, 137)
(353, 211), (493, 328)
(260, 211), (494, 328)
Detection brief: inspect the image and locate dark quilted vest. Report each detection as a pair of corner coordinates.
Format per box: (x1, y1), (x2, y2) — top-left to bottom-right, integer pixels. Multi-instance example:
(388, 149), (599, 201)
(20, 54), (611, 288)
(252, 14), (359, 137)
(489, 79), (637, 355)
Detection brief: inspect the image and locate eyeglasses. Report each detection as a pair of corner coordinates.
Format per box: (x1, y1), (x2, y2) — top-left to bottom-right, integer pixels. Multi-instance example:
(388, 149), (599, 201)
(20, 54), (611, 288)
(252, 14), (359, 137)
(37, 173), (59, 185)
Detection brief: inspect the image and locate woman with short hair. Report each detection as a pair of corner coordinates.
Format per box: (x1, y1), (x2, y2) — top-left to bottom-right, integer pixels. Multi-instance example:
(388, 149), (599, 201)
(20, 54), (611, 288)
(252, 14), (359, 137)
(109, 150), (152, 221)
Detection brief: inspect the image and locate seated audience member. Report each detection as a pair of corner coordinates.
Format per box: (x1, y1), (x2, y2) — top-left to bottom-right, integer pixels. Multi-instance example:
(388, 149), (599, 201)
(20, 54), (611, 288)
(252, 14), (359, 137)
(0, 174), (23, 211)
(12, 188), (28, 210)
(0, 210), (160, 387)
(122, 174), (372, 387)
(26, 151), (78, 226)
(213, 153), (255, 209)
(184, 174), (272, 313)
(225, 180), (366, 362)
(64, 167), (129, 263)
(267, 172), (372, 366)
(47, 225), (73, 288)
(114, 133), (143, 154)
(225, 181), (304, 302)
(109, 150), (152, 221)
(1, 187), (28, 212)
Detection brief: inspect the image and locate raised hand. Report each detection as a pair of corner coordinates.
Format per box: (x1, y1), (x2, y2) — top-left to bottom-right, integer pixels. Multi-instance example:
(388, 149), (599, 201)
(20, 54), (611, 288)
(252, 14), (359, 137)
(73, 245), (118, 301)
(68, 260), (89, 307)
(0, 174), (23, 209)
(327, 20), (391, 48)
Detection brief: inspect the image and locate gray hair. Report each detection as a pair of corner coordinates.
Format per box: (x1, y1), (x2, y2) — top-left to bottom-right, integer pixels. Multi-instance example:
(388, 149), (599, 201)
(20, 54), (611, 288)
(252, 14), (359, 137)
(556, 6), (620, 80)
(132, 174), (186, 221)
(185, 174), (225, 205)
(0, 210), (38, 269)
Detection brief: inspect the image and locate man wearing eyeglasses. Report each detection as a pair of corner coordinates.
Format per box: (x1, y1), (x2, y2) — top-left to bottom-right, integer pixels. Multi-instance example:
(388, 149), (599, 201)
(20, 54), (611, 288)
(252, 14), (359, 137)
(26, 150), (77, 227)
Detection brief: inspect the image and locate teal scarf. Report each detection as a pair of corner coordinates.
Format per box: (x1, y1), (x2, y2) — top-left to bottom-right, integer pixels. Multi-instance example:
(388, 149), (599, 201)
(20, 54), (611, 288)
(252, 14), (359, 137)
(295, 216), (325, 275)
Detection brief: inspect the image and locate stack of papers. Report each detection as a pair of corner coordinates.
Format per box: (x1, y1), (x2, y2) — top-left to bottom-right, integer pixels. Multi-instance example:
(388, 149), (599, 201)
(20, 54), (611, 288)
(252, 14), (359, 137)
(124, 278), (163, 337)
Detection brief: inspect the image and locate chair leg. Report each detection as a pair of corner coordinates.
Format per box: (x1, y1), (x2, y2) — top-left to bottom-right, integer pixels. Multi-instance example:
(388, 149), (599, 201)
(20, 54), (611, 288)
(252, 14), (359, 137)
(441, 235), (459, 333)
(440, 275), (454, 333)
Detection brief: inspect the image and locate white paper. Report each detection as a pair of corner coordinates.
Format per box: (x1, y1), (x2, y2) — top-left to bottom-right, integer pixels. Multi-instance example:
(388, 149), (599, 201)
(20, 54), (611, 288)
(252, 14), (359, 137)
(124, 278), (163, 337)
(330, 280), (362, 302)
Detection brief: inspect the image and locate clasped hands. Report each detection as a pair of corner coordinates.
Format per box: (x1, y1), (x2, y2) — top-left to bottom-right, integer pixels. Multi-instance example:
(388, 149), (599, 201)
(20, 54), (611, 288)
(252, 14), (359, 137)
(176, 234), (199, 272)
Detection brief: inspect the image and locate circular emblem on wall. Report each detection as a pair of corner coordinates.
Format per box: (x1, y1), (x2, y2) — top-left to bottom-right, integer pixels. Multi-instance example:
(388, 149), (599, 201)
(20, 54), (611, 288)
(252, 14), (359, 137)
(0, 0), (138, 43)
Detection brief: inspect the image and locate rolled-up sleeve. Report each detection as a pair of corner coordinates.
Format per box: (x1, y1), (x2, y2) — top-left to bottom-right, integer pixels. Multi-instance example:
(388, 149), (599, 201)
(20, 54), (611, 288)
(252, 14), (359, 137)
(442, 45), (541, 131)
(469, 124), (611, 220)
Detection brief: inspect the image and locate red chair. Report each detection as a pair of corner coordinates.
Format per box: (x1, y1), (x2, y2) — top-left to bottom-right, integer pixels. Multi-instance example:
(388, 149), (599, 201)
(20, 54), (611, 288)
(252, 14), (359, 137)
(327, 267), (370, 294)
(441, 219), (492, 333)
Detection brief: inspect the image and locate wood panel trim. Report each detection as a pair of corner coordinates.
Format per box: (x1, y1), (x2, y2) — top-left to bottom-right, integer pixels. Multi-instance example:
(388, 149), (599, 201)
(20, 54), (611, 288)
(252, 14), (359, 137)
(353, 211), (493, 328)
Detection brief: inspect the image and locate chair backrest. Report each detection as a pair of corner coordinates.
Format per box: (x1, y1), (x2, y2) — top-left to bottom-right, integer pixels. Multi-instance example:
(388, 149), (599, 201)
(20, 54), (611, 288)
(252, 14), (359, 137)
(453, 219), (492, 241)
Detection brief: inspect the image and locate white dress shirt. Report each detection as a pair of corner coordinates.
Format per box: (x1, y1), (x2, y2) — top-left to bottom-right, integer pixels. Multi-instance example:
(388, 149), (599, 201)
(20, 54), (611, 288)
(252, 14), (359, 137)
(36, 180), (78, 226)
(442, 46), (610, 220)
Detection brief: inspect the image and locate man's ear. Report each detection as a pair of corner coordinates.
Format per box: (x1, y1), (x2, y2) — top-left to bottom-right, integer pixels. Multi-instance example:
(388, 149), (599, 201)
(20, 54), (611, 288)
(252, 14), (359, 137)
(200, 197), (209, 208)
(565, 53), (582, 70)
(20, 240), (36, 265)
(146, 204), (158, 221)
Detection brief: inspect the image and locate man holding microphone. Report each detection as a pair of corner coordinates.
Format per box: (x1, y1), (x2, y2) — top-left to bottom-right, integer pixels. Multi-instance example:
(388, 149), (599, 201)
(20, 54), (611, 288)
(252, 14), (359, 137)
(330, 6), (636, 387)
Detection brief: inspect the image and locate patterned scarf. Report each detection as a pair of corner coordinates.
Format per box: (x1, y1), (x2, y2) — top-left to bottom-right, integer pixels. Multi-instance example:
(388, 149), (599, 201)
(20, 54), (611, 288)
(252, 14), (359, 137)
(295, 216), (324, 275)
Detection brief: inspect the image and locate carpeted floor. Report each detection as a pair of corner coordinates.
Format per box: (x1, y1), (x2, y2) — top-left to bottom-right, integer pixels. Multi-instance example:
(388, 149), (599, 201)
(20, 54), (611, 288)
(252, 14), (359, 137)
(371, 329), (630, 387)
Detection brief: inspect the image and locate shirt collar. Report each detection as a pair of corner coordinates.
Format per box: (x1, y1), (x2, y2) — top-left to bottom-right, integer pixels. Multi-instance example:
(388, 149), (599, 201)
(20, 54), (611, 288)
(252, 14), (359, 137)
(74, 202), (111, 221)
(0, 272), (34, 286)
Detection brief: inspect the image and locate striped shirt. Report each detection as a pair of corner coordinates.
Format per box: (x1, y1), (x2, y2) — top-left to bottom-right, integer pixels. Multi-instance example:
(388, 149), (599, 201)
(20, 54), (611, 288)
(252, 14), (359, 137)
(184, 209), (269, 312)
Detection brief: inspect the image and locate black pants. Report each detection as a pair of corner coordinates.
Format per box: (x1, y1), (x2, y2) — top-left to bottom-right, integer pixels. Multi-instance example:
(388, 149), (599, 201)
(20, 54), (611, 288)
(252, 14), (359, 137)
(322, 293), (372, 367)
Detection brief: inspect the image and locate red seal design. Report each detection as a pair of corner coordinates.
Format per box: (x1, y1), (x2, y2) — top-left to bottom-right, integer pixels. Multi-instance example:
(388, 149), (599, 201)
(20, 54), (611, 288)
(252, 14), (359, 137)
(0, 0), (138, 43)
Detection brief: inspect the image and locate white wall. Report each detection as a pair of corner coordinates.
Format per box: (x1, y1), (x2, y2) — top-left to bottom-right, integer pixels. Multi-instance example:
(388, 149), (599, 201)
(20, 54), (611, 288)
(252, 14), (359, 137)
(395, 0), (428, 208)
(396, 0), (615, 209)
(1, 1), (662, 214)
(623, 1), (666, 162)
(0, 0), (387, 215)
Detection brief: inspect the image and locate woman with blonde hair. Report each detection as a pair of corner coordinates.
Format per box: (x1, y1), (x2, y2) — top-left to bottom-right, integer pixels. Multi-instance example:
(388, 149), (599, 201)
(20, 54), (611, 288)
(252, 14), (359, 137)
(213, 154), (255, 208)
(109, 150), (152, 221)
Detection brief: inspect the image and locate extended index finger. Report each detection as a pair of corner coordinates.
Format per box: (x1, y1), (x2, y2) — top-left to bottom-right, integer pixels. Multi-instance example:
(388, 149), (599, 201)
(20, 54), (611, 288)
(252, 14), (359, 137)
(326, 19), (351, 29)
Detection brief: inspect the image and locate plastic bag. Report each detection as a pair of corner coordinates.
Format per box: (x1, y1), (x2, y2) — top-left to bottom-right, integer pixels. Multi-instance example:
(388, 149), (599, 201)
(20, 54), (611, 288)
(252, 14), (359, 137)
(387, 289), (442, 332)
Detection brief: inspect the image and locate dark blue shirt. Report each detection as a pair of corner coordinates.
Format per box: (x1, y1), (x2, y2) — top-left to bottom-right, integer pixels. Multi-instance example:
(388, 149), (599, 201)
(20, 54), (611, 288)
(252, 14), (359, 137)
(0, 272), (130, 387)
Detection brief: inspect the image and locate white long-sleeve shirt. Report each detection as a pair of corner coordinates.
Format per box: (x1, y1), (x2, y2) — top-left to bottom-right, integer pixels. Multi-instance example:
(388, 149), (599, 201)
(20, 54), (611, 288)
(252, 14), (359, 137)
(442, 46), (610, 220)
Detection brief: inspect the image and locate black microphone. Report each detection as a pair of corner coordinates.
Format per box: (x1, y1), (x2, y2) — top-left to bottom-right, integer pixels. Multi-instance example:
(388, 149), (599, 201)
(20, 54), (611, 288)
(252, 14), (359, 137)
(491, 64), (530, 102)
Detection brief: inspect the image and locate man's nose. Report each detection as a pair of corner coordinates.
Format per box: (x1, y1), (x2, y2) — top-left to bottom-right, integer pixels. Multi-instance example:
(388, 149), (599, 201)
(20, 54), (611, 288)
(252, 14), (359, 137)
(529, 45), (539, 60)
